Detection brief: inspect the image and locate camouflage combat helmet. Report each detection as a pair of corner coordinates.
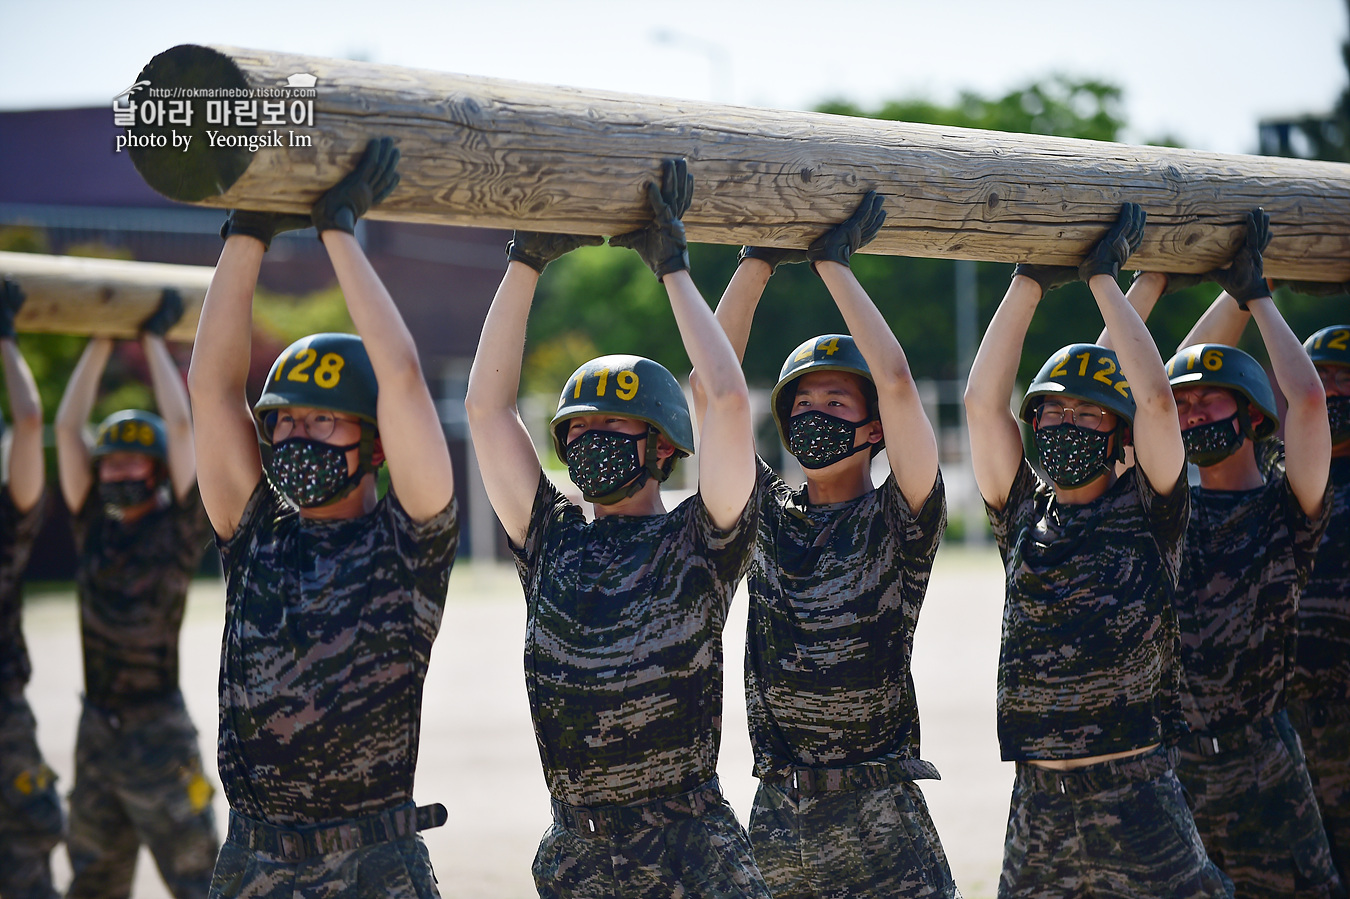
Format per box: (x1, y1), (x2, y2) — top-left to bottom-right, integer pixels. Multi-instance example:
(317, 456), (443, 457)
(254, 333), (378, 444)
(1305, 325), (1350, 369)
(550, 354), (694, 470)
(1165, 343), (1278, 440)
(769, 334), (881, 452)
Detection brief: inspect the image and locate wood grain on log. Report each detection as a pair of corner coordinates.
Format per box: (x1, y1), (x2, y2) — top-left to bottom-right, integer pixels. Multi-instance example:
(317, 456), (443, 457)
(0, 252), (210, 340)
(127, 44), (1350, 282)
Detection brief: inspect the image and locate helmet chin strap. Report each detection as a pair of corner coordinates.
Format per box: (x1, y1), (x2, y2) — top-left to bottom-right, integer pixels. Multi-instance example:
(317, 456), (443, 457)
(310, 424), (378, 508)
(588, 428), (666, 506)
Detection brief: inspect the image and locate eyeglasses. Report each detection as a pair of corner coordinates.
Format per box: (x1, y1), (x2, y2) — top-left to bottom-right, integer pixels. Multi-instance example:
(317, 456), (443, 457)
(1317, 366), (1350, 393)
(1036, 401), (1106, 430)
(265, 410), (357, 442)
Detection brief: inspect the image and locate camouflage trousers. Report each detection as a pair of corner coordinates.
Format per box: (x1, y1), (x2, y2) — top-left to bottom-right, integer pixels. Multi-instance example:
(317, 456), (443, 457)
(0, 692), (63, 899)
(1000, 746), (1233, 899)
(534, 778), (770, 898)
(207, 803), (442, 899)
(748, 774), (961, 899)
(67, 692), (219, 899)
(1287, 701), (1350, 886)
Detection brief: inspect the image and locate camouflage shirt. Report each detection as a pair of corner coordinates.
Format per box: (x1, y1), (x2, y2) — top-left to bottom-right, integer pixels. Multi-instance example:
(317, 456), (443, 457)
(745, 458), (945, 776)
(989, 460), (1189, 761)
(71, 485), (213, 709)
(0, 488), (44, 692)
(1178, 464), (1330, 733)
(512, 472), (756, 808)
(216, 480), (457, 826)
(1291, 455), (1350, 705)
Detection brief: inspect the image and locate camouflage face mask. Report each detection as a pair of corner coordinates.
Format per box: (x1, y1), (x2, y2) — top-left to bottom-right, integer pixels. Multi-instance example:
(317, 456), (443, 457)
(787, 410), (874, 470)
(1033, 423), (1113, 489)
(1328, 395), (1350, 446)
(98, 478), (156, 510)
(269, 437), (361, 508)
(565, 429), (649, 504)
(1182, 414), (1245, 468)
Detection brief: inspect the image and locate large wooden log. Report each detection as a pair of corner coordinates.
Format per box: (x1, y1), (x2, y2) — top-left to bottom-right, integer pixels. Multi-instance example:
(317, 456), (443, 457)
(0, 252), (210, 340)
(126, 44), (1350, 282)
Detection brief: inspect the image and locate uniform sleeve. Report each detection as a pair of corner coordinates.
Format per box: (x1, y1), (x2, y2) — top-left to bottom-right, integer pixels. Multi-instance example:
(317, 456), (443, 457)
(2, 486), (45, 547)
(171, 485), (216, 573)
(1282, 469), (1333, 582)
(387, 490), (459, 585)
(216, 477), (281, 584)
(1134, 466), (1190, 589)
(510, 472), (579, 596)
(881, 469), (946, 568)
(986, 458), (1040, 564)
(691, 475), (760, 588)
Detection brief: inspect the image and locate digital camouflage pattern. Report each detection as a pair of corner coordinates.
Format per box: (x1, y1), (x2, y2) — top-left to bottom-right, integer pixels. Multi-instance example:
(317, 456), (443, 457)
(512, 473), (763, 896)
(70, 486), (213, 708)
(216, 481), (458, 826)
(1177, 466), (1329, 733)
(1000, 748), (1232, 899)
(988, 461), (1189, 760)
(1290, 455), (1350, 881)
(750, 779), (959, 899)
(0, 695), (62, 899)
(512, 472), (756, 807)
(1287, 704), (1350, 884)
(1176, 711), (1343, 898)
(743, 459), (956, 895)
(66, 692), (217, 899)
(0, 488), (44, 691)
(208, 805), (440, 899)
(746, 460), (945, 773)
(533, 798), (768, 899)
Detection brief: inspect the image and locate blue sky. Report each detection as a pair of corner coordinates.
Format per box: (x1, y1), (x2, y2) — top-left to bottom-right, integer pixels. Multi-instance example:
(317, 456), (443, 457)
(3, 0), (1345, 155)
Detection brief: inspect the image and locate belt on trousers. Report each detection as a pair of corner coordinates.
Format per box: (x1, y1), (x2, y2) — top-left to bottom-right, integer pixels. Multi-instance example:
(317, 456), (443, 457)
(550, 778), (724, 838)
(1019, 745), (1175, 795)
(1178, 710), (1283, 758)
(82, 691), (186, 731)
(1288, 700), (1350, 729)
(763, 755), (941, 801)
(227, 802), (448, 862)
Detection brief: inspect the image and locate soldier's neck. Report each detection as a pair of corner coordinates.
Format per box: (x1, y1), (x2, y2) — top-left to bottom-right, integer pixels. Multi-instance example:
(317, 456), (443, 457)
(593, 478), (666, 518)
(1195, 444), (1264, 492)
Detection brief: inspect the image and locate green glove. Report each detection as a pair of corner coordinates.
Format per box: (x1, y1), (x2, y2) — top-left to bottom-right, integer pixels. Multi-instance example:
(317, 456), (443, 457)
(506, 231), (604, 273)
(220, 210), (312, 250)
(807, 190), (886, 268)
(0, 279), (25, 339)
(1277, 279), (1350, 298)
(738, 245), (809, 271)
(1078, 202), (1147, 281)
(311, 137), (401, 235)
(1208, 208), (1272, 310)
(141, 288), (184, 338)
(609, 158), (694, 280)
(1012, 263), (1078, 296)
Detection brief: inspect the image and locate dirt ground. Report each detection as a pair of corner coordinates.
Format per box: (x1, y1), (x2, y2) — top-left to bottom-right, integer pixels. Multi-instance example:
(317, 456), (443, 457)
(24, 545), (1012, 899)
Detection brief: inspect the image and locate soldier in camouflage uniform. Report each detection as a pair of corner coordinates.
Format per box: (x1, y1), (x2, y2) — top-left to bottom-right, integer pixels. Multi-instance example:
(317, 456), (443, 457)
(53, 286), (218, 899)
(1118, 209), (1342, 897)
(189, 138), (457, 898)
(1288, 319), (1350, 883)
(466, 158), (768, 898)
(690, 192), (959, 898)
(965, 203), (1231, 898)
(0, 279), (62, 899)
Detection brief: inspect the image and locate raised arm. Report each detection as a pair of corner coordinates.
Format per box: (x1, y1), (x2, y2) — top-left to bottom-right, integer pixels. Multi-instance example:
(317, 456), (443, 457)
(54, 338), (110, 512)
(612, 159), (754, 529)
(1096, 271), (1167, 350)
(689, 253), (776, 432)
(140, 289), (196, 503)
(964, 275), (1041, 510)
(0, 281), (43, 512)
(1083, 205), (1185, 494)
(308, 139), (454, 522)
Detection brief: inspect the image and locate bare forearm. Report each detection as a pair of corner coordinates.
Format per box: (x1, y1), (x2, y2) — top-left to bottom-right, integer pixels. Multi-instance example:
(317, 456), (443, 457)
(1092, 275), (1171, 403)
(143, 336), (191, 430)
(321, 231), (424, 388)
(1251, 298), (1323, 409)
(1, 340), (41, 427)
(714, 260), (771, 365)
(1180, 292), (1250, 350)
(188, 237), (262, 401)
(816, 262), (910, 385)
(665, 271), (747, 407)
(967, 276), (1039, 415)
(465, 263), (537, 415)
(1099, 273), (1165, 349)
(56, 338), (112, 432)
